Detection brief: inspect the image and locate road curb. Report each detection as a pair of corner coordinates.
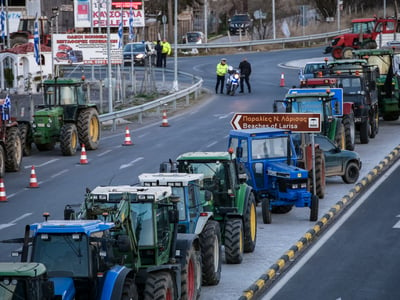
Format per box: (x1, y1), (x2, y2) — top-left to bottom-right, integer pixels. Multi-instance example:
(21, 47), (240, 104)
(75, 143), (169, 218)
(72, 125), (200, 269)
(238, 144), (400, 300)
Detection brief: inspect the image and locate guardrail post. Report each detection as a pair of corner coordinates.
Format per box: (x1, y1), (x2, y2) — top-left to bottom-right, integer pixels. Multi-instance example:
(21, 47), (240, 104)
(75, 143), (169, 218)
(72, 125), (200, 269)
(138, 112), (142, 123)
(173, 98), (177, 111)
(186, 94), (190, 105)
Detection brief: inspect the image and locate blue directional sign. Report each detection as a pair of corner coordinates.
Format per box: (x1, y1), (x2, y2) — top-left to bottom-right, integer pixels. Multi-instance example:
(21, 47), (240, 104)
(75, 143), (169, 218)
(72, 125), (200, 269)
(287, 88), (343, 117)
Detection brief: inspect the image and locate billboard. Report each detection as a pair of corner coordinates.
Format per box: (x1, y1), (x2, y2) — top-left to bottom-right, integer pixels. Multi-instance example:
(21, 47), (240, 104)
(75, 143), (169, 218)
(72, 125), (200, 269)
(74, 0), (145, 28)
(52, 34), (122, 65)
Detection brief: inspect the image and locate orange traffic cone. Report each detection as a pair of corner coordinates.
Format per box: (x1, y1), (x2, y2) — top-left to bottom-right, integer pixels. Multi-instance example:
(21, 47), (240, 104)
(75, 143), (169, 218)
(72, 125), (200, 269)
(122, 126), (133, 146)
(28, 166), (39, 188)
(280, 73), (285, 87)
(80, 144), (88, 164)
(160, 110), (170, 127)
(0, 178), (7, 201)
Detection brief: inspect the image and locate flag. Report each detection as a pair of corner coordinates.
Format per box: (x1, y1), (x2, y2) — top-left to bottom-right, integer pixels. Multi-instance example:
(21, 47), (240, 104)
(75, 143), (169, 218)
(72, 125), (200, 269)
(129, 7), (134, 41)
(34, 18), (40, 65)
(0, 3), (5, 40)
(118, 19), (123, 49)
(1, 95), (11, 121)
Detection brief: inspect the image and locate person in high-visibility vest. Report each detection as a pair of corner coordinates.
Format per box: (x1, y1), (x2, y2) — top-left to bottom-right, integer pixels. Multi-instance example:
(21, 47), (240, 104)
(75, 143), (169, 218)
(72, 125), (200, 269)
(215, 58), (228, 94)
(161, 38), (171, 68)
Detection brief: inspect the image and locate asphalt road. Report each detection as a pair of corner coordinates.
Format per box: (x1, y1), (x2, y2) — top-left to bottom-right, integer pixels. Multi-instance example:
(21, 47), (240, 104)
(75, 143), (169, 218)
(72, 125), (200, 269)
(0, 46), (399, 300)
(266, 159), (400, 300)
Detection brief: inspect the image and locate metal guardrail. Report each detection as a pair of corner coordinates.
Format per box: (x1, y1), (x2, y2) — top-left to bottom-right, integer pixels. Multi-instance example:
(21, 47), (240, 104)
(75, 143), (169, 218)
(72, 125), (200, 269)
(99, 69), (203, 126)
(98, 29), (349, 126)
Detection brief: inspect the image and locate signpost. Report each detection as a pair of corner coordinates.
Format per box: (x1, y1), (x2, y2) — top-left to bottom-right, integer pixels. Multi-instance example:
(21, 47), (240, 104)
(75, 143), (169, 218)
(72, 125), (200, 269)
(230, 112), (321, 132)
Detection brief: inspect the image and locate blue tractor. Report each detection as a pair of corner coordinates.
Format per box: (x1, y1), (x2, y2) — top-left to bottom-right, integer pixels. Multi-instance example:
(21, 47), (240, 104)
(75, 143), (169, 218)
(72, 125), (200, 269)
(228, 127), (318, 224)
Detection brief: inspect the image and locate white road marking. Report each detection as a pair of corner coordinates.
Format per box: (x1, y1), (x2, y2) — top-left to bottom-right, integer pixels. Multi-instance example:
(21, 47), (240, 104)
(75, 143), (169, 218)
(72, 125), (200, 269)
(206, 141), (218, 148)
(120, 157), (144, 169)
(392, 215), (400, 228)
(0, 213), (33, 231)
(24, 159), (59, 169)
(51, 169), (69, 178)
(97, 149), (112, 157)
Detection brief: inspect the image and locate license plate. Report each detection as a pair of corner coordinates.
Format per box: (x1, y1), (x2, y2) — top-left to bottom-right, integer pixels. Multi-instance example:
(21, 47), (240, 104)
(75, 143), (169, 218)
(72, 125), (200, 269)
(37, 123), (45, 127)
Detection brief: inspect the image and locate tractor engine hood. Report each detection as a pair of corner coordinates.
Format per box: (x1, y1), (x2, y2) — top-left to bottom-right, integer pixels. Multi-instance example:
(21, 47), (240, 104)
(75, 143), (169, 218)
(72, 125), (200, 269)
(266, 161), (308, 179)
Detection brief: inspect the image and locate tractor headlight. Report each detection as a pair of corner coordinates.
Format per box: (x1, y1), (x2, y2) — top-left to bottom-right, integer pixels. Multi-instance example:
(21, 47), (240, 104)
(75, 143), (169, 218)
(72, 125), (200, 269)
(32, 123), (37, 128)
(300, 182), (307, 189)
(46, 123), (51, 128)
(291, 183), (299, 189)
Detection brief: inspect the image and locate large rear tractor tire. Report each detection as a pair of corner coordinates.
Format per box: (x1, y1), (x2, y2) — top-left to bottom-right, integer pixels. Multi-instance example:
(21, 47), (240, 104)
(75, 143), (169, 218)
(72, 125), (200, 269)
(310, 195), (319, 222)
(342, 114), (355, 151)
(335, 121), (345, 149)
(122, 277), (138, 300)
(199, 220), (222, 286)
(309, 148), (326, 199)
(181, 245), (201, 300)
(224, 219), (244, 264)
(5, 127), (22, 172)
(243, 193), (257, 253)
(359, 119), (370, 144)
(0, 145), (5, 177)
(18, 123), (32, 156)
(60, 123), (79, 156)
(77, 108), (100, 150)
(144, 272), (174, 300)
(261, 198), (272, 224)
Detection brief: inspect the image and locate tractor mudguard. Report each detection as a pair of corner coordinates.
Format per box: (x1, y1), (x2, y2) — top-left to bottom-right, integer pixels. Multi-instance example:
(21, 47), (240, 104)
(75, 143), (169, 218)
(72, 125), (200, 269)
(100, 265), (132, 300)
(49, 277), (75, 300)
(194, 212), (213, 234)
(342, 102), (354, 115)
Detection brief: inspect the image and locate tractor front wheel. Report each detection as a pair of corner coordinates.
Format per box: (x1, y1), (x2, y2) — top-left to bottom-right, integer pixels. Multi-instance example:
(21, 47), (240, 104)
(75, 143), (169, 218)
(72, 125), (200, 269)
(144, 271), (174, 300)
(18, 123), (32, 156)
(359, 119), (370, 144)
(332, 46), (343, 59)
(77, 108), (100, 150)
(224, 219), (244, 264)
(60, 123), (79, 156)
(309, 148), (326, 199)
(0, 145), (5, 177)
(243, 193), (257, 253)
(262, 198), (272, 224)
(342, 47), (354, 59)
(199, 220), (222, 286)
(370, 110), (379, 138)
(5, 127), (22, 172)
(342, 114), (355, 151)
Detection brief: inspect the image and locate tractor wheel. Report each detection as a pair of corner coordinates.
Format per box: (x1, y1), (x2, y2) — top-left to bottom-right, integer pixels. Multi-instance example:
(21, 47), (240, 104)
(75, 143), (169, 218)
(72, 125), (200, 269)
(332, 46), (343, 59)
(77, 108), (100, 150)
(224, 218), (244, 264)
(60, 123), (79, 156)
(342, 161), (360, 184)
(334, 121), (345, 149)
(181, 245), (201, 300)
(271, 205), (293, 214)
(144, 271), (174, 300)
(243, 193), (257, 253)
(359, 119), (370, 144)
(383, 113), (399, 121)
(342, 47), (354, 59)
(363, 40), (377, 49)
(261, 198), (272, 224)
(18, 123), (32, 156)
(35, 142), (55, 151)
(309, 195), (319, 222)
(199, 220), (221, 286)
(309, 148), (326, 199)
(342, 114), (355, 151)
(370, 110), (379, 138)
(0, 145), (5, 178)
(5, 127), (22, 172)
(122, 277), (138, 300)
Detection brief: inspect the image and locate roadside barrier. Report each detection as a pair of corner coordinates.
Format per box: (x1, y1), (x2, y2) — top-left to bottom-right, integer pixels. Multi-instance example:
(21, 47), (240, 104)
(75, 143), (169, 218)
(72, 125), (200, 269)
(239, 144), (400, 300)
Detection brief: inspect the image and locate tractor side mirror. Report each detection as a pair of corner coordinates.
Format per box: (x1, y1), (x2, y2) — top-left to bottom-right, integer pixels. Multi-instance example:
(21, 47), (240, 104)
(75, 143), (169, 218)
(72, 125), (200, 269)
(64, 205), (75, 220)
(236, 146), (243, 158)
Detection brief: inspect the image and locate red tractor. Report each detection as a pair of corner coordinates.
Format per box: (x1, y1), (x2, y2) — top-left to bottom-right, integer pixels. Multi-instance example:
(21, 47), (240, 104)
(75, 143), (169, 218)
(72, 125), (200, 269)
(324, 17), (400, 59)
(10, 16), (51, 48)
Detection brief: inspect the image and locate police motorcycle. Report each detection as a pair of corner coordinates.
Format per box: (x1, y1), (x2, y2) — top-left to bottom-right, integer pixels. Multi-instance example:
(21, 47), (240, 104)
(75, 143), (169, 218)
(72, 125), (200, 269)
(226, 66), (241, 96)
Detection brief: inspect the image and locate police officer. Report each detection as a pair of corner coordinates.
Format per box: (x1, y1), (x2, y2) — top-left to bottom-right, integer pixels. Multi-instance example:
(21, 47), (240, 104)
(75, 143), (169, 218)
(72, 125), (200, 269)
(215, 58), (228, 94)
(238, 57), (252, 93)
(161, 38), (171, 68)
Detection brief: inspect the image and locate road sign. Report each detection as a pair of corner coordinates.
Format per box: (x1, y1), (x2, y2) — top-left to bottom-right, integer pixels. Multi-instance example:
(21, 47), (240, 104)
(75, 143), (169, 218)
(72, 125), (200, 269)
(287, 88), (343, 116)
(230, 113), (321, 132)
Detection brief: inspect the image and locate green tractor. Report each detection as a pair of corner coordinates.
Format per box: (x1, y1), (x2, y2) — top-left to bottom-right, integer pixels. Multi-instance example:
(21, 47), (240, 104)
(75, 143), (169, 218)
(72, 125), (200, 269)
(0, 262), (55, 299)
(160, 151), (257, 264)
(353, 48), (400, 121)
(32, 77), (100, 156)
